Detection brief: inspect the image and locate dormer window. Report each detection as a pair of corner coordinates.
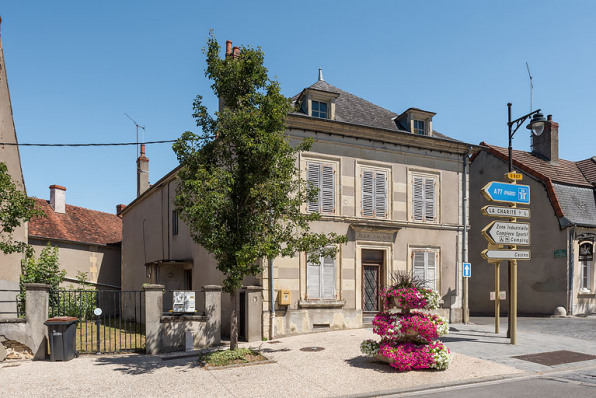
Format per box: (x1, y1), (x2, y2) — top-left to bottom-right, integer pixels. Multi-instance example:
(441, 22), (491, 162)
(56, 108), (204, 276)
(312, 101), (328, 119)
(414, 120), (425, 135)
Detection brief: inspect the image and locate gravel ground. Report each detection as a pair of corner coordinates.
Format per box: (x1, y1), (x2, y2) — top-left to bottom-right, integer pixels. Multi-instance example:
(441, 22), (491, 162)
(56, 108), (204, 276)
(0, 328), (524, 398)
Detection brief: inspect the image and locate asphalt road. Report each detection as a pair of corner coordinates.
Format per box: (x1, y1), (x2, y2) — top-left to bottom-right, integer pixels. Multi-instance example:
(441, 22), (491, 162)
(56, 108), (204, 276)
(469, 316), (596, 341)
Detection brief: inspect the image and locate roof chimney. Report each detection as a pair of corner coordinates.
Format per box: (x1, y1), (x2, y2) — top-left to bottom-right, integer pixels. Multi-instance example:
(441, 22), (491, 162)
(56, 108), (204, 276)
(318, 67), (324, 82)
(225, 40), (232, 57)
(116, 204), (127, 214)
(49, 185), (66, 214)
(532, 114), (559, 165)
(233, 46), (240, 58)
(137, 144), (149, 197)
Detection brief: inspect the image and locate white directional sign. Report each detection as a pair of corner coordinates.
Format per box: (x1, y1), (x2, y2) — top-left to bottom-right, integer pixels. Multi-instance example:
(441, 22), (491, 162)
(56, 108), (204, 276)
(482, 206), (530, 219)
(482, 221), (530, 246)
(463, 262), (471, 278)
(481, 249), (531, 261)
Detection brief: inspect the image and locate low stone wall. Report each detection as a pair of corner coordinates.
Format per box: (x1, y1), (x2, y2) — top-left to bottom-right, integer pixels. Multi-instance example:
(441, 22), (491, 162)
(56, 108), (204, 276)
(144, 284), (222, 354)
(0, 284), (50, 360)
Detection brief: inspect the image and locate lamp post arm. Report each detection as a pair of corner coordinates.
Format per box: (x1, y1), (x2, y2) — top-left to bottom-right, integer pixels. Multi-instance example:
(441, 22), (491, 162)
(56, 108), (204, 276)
(507, 103), (542, 172)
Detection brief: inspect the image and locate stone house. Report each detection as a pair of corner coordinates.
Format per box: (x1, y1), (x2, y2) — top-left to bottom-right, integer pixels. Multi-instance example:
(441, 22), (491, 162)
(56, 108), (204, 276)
(469, 115), (596, 315)
(28, 185), (122, 290)
(121, 45), (477, 339)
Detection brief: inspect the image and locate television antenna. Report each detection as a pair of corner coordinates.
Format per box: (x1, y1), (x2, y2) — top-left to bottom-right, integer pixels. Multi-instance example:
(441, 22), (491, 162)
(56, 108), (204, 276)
(526, 62), (533, 112)
(124, 113), (145, 158)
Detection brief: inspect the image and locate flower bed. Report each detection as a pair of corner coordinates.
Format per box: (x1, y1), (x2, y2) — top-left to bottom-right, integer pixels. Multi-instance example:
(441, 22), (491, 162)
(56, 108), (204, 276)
(360, 275), (452, 371)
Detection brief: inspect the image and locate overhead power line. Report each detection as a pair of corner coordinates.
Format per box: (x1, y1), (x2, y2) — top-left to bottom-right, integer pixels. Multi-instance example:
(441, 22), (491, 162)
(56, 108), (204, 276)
(0, 139), (177, 147)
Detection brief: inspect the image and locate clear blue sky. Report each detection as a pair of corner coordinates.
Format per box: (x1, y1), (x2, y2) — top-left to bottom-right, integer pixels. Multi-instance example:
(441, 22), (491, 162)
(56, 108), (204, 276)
(1, 1), (595, 214)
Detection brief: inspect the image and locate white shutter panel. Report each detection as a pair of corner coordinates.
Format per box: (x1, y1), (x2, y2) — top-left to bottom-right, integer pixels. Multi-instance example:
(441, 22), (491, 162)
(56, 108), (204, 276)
(375, 171), (387, 218)
(362, 170), (374, 217)
(427, 251), (437, 290)
(322, 254), (335, 299)
(321, 165), (335, 214)
(413, 176), (424, 221)
(307, 256), (321, 298)
(307, 162), (320, 213)
(413, 251), (425, 282)
(424, 178), (435, 222)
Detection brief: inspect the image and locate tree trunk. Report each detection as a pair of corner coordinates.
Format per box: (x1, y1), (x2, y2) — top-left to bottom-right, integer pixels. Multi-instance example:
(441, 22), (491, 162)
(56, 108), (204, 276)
(229, 290), (238, 350)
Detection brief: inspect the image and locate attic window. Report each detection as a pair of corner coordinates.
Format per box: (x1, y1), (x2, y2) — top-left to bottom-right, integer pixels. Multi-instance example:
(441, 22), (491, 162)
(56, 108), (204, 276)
(414, 120), (426, 135)
(312, 101), (328, 119)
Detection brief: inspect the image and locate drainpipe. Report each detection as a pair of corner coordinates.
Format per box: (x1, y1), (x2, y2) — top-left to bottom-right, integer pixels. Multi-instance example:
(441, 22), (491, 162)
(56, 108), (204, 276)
(568, 225), (575, 315)
(462, 149), (470, 323)
(269, 207), (275, 339)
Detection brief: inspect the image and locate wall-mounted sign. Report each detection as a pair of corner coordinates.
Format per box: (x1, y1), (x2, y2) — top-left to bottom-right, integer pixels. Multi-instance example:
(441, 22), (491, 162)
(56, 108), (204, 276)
(554, 250), (567, 258)
(482, 221), (530, 246)
(481, 181), (530, 205)
(482, 206), (530, 219)
(579, 242), (594, 261)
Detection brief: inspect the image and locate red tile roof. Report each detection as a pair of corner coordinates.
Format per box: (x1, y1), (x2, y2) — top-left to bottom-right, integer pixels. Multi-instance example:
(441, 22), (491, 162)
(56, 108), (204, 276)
(577, 157), (596, 185)
(481, 144), (592, 187)
(29, 199), (122, 246)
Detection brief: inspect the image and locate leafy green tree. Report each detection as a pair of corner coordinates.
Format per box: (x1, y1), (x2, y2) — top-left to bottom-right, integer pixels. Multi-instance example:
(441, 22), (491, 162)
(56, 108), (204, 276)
(0, 161), (44, 256)
(173, 32), (347, 349)
(19, 243), (66, 313)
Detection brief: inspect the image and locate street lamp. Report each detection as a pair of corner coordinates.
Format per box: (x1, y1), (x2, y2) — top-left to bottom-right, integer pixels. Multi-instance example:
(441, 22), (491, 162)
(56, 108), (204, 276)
(504, 102), (547, 344)
(507, 103), (546, 172)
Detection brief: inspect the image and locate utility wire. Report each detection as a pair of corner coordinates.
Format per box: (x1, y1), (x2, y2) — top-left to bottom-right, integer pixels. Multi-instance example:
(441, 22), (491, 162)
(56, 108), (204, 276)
(0, 139), (177, 147)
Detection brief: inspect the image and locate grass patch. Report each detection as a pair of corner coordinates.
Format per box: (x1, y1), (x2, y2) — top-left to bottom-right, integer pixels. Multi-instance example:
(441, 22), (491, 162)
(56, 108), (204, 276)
(73, 319), (145, 353)
(201, 348), (267, 367)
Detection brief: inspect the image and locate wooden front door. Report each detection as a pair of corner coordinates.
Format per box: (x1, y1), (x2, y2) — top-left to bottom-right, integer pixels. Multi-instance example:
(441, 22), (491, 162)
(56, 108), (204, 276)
(362, 249), (384, 312)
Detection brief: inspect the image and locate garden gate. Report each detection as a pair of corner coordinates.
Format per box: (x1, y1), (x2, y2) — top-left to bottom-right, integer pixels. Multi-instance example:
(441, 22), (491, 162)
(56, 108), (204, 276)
(50, 290), (145, 353)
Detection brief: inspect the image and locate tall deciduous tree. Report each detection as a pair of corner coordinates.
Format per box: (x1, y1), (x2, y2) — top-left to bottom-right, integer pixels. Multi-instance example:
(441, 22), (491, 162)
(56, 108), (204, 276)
(0, 162), (44, 257)
(173, 33), (347, 349)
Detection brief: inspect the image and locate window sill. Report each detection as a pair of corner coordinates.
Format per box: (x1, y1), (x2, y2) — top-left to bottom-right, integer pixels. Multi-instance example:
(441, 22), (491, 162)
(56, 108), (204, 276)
(298, 299), (345, 309)
(578, 291), (595, 299)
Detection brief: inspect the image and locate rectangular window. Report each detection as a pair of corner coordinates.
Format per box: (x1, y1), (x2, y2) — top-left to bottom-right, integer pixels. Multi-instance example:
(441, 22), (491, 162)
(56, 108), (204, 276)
(412, 249), (438, 291)
(307, 162), (335, 214)
(172, 210), (179, 236)
(361, 169), (387, 218)
(581, 260), (591, 291)
(414, 120), (425, 135)
(307, 252), (336, 299)
(412, 175), (436, 222)
(312, 101), (328, 119)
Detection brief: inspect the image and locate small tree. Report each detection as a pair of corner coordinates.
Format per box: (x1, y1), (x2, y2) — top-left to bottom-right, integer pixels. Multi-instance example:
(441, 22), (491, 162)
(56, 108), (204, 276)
(0, 161), (45, 256)
(19, 243), (66, 313)
(173, 32), (347, 349)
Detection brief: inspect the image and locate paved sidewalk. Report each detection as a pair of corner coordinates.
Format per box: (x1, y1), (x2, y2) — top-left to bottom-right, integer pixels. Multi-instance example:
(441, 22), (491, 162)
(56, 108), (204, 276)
(2, 320), (596, 398)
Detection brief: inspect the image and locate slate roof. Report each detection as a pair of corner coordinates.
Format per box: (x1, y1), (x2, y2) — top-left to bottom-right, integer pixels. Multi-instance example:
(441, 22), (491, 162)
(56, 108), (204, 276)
(553, 184), (596, 226)
(29, 199), (122, 246)
(292, 80), (460, 143)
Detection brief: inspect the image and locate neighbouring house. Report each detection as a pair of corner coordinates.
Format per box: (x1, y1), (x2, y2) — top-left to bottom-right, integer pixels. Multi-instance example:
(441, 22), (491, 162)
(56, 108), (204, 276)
(121, 41), (478, 340)
(28, 185), (123, 290)
(0, 17), (29, 317)
(469, 114), (596, 315)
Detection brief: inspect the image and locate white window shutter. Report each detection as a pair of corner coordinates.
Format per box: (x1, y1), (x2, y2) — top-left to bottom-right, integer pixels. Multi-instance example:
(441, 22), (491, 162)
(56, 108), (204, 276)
(322, 255), (335, 299)
(424, 178), (435, 222)
(307, 256), (321, 298)
(413, 251), (425, 282)
(427, 251), (437, 290)
(413, 176), (424, 221)
(307, 162), (320, 213)
(321, 165), (335, 214)
(375, 171), (387, 218)
(362, 170), (374, 217)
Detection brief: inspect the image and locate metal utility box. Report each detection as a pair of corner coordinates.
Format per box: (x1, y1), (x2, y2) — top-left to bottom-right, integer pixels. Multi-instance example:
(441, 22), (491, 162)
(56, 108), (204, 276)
(278, 289), (291, 305)
(173, 291), (196, 313)
(239, 286), (263, 342)
(44, 317), (78, 361)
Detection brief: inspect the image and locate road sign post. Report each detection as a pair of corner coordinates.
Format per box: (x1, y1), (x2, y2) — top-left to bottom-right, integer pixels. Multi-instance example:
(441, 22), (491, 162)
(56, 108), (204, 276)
(495, 262), (500, 334)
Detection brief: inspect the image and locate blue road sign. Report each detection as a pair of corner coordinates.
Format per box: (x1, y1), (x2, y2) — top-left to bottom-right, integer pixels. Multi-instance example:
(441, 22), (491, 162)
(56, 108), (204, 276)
(463, 262), (471, 278)
(482, 181), (530, 205)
